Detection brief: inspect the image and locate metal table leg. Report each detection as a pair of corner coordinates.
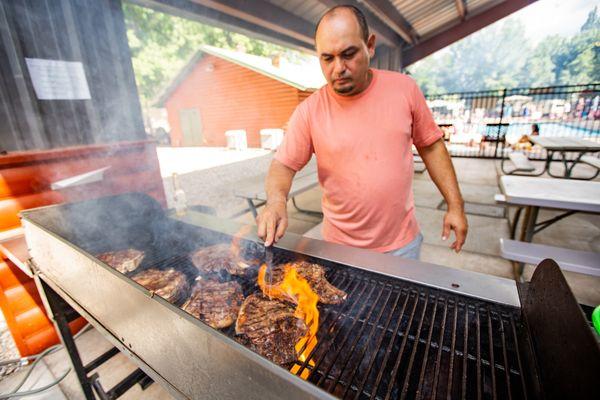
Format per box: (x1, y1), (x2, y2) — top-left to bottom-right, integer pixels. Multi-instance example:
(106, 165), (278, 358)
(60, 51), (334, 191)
(34, 276), (154, 400)
(292, 197), (323, 217)
(246, 199), (258, 218)
(38, 279), (96, 400)
(510, 206), (524, 240)
(514, 206), (540, 281)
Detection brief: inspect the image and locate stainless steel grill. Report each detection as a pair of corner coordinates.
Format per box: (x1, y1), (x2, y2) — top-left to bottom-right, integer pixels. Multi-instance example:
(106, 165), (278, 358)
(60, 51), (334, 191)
(20, 193), (599, 400)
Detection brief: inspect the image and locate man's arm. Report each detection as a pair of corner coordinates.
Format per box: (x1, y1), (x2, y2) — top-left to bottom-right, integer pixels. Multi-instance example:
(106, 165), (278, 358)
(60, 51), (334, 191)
(417, 139), (468, 252)
(256, 159), (296, 246)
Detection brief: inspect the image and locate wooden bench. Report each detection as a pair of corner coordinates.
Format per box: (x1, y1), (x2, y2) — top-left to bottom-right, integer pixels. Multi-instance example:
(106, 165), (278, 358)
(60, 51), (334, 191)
(581, 155), (600, 170)
(500, 238), (600, 277)
(509, 152), (535, 171)
(500, 151), (541, 176)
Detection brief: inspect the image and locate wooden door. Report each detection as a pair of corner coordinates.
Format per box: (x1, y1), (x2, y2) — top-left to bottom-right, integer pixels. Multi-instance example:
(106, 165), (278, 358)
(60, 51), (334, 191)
(179, 109), (203, 146)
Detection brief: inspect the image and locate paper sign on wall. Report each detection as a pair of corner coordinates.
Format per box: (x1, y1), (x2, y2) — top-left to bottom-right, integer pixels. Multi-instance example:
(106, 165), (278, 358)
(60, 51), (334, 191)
(25, 58), (91, 100)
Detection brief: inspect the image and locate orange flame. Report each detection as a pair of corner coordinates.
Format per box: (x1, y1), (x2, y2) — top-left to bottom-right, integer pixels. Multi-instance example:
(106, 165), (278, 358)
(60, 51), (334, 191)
(258, 263), (319, 378)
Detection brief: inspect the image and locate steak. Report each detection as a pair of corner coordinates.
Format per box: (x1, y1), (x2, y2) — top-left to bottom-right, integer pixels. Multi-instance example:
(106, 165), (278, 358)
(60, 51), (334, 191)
(96, 249), (144, 273)
(190, 243), (253, 276)
(131, 268), (189, 304)
(182, 279), (244, 329)
(266, 261), (347, 304)
(236, 294), (307, 365)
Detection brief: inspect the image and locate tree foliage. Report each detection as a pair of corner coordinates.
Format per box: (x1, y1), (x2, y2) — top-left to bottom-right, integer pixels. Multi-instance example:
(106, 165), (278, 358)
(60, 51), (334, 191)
(408, 6), (600, 94)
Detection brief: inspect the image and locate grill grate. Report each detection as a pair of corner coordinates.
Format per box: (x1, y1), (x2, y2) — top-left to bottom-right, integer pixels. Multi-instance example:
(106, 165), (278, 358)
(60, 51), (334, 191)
(296, 267), (535, 400)
(97, 228), (537, 400)
(41, 194), (538, 400)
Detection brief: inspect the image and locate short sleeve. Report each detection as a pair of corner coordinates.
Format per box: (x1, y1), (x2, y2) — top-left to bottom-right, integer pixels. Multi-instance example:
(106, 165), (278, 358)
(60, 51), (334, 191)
(410, 79), (443, 148)
(275, 103), (314, 171)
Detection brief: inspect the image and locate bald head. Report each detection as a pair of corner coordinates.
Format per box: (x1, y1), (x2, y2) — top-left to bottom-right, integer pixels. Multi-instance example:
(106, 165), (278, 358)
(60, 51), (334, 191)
(315, 5), (369, 43)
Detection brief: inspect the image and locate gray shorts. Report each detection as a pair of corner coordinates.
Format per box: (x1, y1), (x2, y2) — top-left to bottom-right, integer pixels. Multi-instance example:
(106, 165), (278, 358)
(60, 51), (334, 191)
(386, 232), (423, 260)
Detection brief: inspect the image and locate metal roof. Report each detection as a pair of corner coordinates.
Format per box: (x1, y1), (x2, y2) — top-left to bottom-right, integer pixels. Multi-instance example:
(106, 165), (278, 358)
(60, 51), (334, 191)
(134, 0), (538, 68)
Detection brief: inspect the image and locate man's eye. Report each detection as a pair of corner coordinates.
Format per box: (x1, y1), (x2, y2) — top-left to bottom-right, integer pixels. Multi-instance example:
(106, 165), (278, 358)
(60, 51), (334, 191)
(343, 51), (356, 59)
(323, 56), (333, 62)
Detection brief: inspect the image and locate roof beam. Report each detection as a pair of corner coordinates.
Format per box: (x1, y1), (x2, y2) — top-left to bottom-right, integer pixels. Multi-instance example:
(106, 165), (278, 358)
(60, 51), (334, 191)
(130, 0), (315, 52)
(454, 0), (467, 20)
(402, 0), (538, 66)
(316, 0), (405, 47)
(360, 0), (417, 44)
(191, 1), (315, 45)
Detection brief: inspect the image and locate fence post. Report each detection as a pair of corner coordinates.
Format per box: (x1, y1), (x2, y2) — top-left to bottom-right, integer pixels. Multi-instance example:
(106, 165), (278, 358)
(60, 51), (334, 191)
(496, 88), (508, 158)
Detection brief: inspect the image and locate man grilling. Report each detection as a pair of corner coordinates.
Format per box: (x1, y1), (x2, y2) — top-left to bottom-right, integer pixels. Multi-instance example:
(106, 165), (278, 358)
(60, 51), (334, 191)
(257, 5), (467, 259)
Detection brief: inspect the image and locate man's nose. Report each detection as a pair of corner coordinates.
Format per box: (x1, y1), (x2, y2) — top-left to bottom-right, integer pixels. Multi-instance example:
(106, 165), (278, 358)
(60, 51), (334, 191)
(333, 57), (346, 75)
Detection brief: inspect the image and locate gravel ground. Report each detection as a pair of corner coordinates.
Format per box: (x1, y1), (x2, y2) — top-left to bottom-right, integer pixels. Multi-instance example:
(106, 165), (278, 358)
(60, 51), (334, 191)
(1, 310), (21, 379)
(162, 152), (275, 217)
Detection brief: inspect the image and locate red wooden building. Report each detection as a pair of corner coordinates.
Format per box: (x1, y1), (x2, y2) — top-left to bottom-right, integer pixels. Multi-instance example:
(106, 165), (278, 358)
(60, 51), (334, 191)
(156, 45), (325, 148)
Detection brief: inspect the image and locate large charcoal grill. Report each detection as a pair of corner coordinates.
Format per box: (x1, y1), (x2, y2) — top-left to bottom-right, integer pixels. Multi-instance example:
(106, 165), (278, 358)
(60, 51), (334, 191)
(20, 193), (599, 399)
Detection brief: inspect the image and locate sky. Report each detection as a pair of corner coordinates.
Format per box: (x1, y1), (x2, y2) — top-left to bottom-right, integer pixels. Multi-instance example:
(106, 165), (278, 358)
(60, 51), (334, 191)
(501, 0), (599, 44)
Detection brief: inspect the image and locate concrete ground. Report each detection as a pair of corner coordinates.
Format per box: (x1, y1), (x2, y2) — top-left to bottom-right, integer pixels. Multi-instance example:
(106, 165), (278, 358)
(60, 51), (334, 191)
(156, 146), (271, 178)
(1, 151), (598, 399)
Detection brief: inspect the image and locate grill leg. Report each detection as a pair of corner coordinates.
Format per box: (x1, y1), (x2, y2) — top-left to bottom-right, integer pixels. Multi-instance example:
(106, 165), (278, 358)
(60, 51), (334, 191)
(38, 280), (96, 400)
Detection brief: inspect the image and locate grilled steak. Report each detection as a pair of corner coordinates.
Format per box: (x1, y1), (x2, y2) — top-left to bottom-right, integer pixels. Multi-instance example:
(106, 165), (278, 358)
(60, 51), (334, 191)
(96, 249), (144, 273)
(182, 279), (244, 329)
(266, 261), (347, 304)
(236, 294), (307, 365)
(190, 243), (253, 276)
(131, 268), (189, 304)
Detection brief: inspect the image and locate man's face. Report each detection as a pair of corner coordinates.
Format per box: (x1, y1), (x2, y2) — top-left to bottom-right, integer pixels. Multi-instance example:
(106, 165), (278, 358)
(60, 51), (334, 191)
(315, 10), (375, 96)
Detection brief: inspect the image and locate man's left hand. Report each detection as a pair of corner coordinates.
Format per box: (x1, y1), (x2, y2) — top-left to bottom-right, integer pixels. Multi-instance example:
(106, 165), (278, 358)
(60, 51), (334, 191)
(442, 209), (468, 253)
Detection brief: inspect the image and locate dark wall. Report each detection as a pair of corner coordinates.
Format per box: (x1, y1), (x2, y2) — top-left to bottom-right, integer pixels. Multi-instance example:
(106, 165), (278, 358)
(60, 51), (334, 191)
(0, 0), (145, 152)
(372, 45), (403, 72)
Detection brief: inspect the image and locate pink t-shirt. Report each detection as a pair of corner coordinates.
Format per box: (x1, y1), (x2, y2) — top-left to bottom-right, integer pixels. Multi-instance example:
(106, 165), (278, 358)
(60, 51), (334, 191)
(276, 69), (442, 252)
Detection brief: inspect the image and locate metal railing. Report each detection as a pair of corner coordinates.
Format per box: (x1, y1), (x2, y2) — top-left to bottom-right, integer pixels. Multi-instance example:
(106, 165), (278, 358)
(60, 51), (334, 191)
(426, 84), (600, 159)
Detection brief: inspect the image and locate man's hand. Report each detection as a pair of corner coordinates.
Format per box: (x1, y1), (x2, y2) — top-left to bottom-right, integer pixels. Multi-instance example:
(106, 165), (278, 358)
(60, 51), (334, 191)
(256, 200), (288, 246)
(259, 159), (296, 246)
(442, 208), (468, 252)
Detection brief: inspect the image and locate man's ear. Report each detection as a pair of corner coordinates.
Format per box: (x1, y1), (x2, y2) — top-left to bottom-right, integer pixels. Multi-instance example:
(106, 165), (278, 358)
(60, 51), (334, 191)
(367, 34), (376, 58)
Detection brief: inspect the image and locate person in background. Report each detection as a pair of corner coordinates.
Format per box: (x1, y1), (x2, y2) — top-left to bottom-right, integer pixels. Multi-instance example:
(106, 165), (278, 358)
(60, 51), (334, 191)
(514, 123), (540, 151)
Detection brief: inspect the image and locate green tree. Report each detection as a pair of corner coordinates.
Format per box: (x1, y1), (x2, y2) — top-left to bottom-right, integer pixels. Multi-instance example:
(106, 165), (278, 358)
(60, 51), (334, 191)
(408, 6), (600, 93)
(408, 19), (531, 93)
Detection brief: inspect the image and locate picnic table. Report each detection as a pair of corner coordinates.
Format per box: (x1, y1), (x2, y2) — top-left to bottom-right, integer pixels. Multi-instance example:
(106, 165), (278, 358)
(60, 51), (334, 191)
(234, 159), (321, 218)
(497, 175), (600, 279)
(530, 136), (600, 179)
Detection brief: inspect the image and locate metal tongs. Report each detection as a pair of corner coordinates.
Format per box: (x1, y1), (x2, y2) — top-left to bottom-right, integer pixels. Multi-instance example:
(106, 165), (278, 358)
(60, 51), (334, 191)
(265, 246), (274, 297)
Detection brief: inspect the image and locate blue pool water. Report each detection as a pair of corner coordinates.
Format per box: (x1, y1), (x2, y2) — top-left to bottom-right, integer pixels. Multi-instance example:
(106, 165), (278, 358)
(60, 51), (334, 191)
(479, 122), (599, 138)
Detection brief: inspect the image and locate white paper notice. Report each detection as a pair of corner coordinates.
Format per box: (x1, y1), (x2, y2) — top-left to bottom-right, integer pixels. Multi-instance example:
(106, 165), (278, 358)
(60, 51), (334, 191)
(25, 58), (91, 100)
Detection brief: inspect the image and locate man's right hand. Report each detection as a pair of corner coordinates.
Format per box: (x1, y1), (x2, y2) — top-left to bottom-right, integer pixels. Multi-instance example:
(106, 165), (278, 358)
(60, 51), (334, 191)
(256, 200), (288, 246)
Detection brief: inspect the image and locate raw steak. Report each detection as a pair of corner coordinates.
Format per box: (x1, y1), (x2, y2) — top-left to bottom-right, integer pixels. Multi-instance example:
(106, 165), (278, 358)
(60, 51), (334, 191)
(182, 279), (244, 329)
(131, 268), (189, 304)
(265, 261), (347, 304)
(190, 243), (253, 276)
(235, 294), (307, 365)
(96, 249), (144, 273)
